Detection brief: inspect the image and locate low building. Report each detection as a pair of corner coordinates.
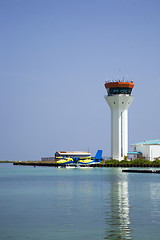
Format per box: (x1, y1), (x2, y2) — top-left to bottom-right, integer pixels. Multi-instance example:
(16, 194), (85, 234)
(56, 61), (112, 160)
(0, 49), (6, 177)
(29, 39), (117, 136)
(55, 151), (91, 159)
(130, 140), (160, 161)
(41, 157), (55, 161)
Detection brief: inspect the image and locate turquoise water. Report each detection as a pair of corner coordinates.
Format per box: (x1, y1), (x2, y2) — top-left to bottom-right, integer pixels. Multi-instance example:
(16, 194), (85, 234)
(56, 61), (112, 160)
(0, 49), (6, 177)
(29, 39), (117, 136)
(0, 164), (160, 240)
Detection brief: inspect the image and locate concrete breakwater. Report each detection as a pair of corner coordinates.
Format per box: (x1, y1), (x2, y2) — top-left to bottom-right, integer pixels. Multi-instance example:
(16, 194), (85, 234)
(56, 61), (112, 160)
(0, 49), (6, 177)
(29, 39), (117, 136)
(122, 169), (160, 173)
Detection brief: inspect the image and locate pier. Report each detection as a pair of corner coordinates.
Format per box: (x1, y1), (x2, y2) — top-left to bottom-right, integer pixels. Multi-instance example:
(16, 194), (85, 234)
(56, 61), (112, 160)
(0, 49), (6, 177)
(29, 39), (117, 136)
(122, 169), (160, 174)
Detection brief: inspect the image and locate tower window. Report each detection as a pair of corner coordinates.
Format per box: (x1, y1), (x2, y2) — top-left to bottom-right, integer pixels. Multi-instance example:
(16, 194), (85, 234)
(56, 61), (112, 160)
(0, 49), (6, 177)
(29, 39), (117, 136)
(108, 87), (132, 95)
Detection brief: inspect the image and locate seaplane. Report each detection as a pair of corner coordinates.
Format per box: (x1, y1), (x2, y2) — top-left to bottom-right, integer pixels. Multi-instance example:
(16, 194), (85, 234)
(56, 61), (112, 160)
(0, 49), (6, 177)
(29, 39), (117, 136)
(57, 150), (103, 167)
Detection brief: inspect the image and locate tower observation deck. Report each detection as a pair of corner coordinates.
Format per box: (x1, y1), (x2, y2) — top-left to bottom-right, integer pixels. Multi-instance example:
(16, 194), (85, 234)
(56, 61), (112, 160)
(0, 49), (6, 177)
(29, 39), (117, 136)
(104, 80), (134, 160)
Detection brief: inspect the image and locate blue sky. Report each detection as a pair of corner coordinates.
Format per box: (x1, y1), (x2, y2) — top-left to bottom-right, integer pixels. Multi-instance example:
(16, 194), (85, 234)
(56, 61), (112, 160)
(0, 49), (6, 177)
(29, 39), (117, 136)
(0, 0), (160, 160)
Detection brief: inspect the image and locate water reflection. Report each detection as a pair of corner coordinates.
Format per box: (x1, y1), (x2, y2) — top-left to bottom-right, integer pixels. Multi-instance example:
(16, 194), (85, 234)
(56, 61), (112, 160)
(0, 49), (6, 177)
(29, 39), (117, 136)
(105, 170), (132, 239)
(149, 182), (160, 224)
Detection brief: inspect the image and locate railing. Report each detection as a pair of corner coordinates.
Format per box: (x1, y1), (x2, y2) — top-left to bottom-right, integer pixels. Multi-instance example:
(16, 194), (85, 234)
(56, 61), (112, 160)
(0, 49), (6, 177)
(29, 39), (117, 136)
(105, 79), (133, 83)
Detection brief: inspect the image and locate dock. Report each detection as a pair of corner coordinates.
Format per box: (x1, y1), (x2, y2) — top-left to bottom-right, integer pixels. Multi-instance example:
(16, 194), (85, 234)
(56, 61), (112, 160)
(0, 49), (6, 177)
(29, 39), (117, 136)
(122, 169), (160, 174)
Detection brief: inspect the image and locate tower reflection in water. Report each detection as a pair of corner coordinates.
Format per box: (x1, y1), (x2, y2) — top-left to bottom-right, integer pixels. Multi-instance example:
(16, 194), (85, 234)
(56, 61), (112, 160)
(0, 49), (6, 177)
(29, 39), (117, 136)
(105, 171), (132, 239)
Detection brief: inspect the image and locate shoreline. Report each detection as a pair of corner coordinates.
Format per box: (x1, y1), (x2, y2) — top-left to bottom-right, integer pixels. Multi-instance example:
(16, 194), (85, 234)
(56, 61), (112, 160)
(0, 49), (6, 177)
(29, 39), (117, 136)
(1, 160), (160, 168)
(12, 161), (160, 168)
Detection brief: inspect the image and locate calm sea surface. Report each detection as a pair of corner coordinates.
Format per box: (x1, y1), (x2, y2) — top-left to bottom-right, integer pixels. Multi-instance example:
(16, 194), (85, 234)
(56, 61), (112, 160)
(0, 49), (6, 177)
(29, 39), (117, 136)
(0, 164), (160, 240)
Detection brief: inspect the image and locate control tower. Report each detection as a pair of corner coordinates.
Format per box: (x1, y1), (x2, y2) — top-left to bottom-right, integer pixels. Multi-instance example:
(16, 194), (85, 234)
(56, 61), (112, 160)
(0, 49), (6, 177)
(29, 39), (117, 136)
(104, 80), (134, 160)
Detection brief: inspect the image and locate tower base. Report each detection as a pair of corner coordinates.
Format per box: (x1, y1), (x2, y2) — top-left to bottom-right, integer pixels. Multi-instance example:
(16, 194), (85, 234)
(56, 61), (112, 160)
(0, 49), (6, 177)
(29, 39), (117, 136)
(105, 94), (134, 161)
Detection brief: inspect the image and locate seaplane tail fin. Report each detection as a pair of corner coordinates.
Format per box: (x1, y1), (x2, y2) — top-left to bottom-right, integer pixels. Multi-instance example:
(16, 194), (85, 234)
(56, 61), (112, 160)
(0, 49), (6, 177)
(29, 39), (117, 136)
(95, 150), (103, 160)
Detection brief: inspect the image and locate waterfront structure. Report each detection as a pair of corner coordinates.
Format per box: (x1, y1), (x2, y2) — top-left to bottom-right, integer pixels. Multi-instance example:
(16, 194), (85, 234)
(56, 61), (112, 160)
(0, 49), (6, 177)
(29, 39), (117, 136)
(130, 139), (160, 161)
(41, 157), (55, 161)
(55, 151), (91, 159)
(104, 80), (134, 160)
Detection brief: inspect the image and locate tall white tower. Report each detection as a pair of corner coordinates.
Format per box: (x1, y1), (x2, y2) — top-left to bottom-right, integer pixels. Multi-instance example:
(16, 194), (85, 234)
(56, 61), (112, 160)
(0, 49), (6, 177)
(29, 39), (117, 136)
(104, 80), (134, 160)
